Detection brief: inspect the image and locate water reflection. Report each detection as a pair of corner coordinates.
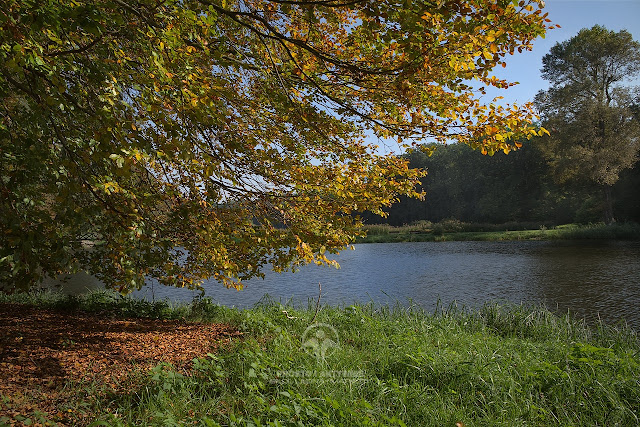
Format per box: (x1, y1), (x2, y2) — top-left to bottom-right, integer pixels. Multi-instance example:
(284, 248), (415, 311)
(527, 241), (640, 327)
(41, 272), (104, 295)
(45, 241), (640, 330)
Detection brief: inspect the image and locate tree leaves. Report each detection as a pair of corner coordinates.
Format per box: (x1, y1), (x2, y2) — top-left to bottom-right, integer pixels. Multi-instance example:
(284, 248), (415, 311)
(0, 0), (551, 292)
(535, 26), (640, 223)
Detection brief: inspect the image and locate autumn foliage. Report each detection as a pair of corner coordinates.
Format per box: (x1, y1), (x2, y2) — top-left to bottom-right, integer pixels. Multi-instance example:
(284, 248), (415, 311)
(0, 0), (551, 292)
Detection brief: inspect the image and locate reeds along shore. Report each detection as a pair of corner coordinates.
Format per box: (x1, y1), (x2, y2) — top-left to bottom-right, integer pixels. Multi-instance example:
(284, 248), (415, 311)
(358, 221), (640, 243)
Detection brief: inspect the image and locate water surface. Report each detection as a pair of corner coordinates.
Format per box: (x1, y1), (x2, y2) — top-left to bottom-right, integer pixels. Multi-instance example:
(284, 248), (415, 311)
(46, 241), (640, 329)
(127, 240), (640, 329)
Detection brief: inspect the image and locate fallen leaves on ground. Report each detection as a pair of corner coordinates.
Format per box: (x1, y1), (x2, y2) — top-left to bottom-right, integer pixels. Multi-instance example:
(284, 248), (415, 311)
(0, 303), (241, 425)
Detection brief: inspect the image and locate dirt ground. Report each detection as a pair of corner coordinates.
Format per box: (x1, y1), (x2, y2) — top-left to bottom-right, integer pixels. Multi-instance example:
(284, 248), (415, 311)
(0, 303), (241, 425)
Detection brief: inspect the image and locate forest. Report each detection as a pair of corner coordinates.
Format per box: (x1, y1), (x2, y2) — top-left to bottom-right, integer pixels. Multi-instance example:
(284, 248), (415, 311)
(363, 139), (640, 227)
(365, 25), (640, 229)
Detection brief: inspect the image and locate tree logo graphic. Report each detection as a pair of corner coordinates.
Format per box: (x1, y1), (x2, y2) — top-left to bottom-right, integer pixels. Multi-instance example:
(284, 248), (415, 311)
(301, 323), (339, 359)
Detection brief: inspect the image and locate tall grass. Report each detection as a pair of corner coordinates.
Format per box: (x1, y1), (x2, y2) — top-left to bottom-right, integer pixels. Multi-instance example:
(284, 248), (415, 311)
(2, 291), (638, 426)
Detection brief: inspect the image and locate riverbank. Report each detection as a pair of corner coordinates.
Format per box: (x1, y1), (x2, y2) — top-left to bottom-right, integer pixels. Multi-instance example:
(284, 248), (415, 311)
(357, 221), (640, 243)
(1, 290), (639, 426)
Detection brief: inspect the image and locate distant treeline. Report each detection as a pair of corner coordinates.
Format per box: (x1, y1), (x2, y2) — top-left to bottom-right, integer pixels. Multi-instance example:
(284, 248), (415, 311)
(362, 142), (640, 226)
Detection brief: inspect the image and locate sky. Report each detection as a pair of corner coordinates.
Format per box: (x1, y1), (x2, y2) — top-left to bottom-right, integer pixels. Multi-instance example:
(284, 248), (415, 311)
(375, 0), (640, 153)
(484, 0), (640, 106)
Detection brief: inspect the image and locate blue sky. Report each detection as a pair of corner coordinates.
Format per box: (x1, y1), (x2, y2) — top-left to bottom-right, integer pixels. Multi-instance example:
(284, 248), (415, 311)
(484, 0), (640, 105)
(373, 1), (640, 153)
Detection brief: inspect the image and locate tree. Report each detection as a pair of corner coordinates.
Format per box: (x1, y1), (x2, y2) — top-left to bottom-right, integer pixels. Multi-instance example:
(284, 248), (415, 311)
(0, 0), (550, 293)
(378, 140), (548, 225)
(535, 25), (640, 224)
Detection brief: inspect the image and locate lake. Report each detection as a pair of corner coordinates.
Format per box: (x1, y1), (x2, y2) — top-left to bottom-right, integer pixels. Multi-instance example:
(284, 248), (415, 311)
(52, 241), (640, 329)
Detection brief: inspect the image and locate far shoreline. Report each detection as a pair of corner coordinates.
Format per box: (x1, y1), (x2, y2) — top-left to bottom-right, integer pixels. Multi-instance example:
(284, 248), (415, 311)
(356, 222), (640, 243)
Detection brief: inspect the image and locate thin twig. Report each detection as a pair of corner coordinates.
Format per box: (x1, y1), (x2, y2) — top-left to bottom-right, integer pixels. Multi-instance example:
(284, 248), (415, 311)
(310, 282), (322, 323)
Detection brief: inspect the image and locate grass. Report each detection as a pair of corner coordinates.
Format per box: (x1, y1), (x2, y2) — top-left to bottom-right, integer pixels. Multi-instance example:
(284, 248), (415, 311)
(358, 221), (640, 243)
(1, 290), (640, 426)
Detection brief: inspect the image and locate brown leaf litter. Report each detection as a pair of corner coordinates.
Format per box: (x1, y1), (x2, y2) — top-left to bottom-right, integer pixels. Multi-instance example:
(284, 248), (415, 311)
(0, 303), (242, 425)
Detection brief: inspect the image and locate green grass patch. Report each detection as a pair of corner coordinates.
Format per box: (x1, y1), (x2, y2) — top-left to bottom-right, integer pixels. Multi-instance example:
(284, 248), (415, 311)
(358, 221), (640, 243)
(1, 291), (639, 426)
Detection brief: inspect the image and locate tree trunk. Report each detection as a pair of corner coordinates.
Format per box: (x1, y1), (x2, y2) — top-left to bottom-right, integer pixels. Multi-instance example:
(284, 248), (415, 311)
(603, 185), (616, 224)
